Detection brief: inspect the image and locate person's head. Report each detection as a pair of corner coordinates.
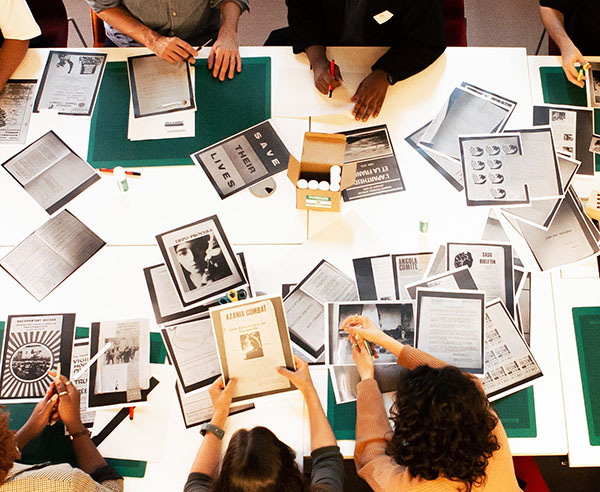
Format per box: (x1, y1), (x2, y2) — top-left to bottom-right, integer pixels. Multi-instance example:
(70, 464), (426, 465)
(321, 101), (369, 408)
(211, 427), (309, 492)
(0, 410), (18, 484)
(387, 365), (500, 492)
(174, 238), (208, 275)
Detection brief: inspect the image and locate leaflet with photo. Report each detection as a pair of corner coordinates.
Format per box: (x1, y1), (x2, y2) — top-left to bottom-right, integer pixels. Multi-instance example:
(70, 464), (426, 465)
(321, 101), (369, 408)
(283, 260), (358, 361)
(191, 120), (290, 199)
(482, 299), (542, 401)
(175, 382), (255, 429)
(586, 62), (600, 109)
(548, 108), (577, 158)
(329, 364), (405, 405)
(404, 266), (478, 300)
(209, 295), (295, 403)
(0, 210), (105, 301)
(34, 51), (106, 115)
(533, 104), (594, 175)
(2, 131), (100, 215)
(127, 54), (194, 118)
(143, 252), (251, 326)
(88, 318), (150, 409)
(337, 125), (405, 201)
(161, 316), (220, 394)
(71, 339), (95, 428)
(156, 216), (245, 307)
(515, 188), (600, 271)
(352, 254), (395, 300)
(406, 121), (464, 191)
(0, 79), (36, 144)
(0, 314), (74, 403)
(327, 301), (415, 365)
(446, 242), (514, 317)
(419, 82), (516, 161)
(415, 288), (485, 375)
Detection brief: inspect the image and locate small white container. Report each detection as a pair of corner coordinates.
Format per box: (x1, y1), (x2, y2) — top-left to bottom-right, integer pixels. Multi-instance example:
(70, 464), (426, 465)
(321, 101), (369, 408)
(318, 180), (330, 191)
(114, 166), (129, 192)
(330, 174), (342, 185)
(308, 180), (319, 190)
(297, 179), (308, 189)
(329, 183), (341, 192)
(330, 165), (342, 176)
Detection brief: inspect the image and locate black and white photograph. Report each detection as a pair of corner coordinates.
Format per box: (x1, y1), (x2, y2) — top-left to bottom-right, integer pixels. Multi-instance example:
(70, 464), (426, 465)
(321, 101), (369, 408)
(2, 131), (100, 215)
(161, 316), (220, 394)
(339, 125), (404, 201)
(586, 63), (600, 108)
(191, 120), (291, 199)
(34, 51), (107, 115)
(415, 289), (485, 374)
(549, 109), (577, 158)
(482, 299), (542, 401)
(156, 216), (245, 307)
(446, 242), (515, 316)
(392, 252), (433, 300)
(353, 254), (395, 301)
(210, 296), (295, 402)
(404, 266), (478, 300)
(327, 301), (415, 365)
(589, 135), (600, 154)
(89, 318), (150, 409)
(329, 363), (405, 405)
(0, 79), (36, 144)
(406, 121), (464, 191)
(284, 260), (358, 361)
(0, 210), (105, 301)
(127, 53), (194, 118)
(0, 314), (74, 403)
(419, 82), (517, 161)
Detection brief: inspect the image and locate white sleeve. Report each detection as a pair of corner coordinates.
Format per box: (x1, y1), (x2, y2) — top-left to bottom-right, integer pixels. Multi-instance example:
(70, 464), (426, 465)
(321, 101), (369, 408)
(0, 0), (42, 40)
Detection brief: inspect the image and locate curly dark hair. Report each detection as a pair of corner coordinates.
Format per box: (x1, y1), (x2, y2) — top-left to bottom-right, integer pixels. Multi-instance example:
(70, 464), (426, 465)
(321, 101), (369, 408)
(386, 365), (500, 492)
(0, 410), (18, 485)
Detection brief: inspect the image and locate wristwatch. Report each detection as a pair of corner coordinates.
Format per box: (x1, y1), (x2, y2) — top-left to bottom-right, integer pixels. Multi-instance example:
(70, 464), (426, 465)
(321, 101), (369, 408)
(199, 422), (225, 440)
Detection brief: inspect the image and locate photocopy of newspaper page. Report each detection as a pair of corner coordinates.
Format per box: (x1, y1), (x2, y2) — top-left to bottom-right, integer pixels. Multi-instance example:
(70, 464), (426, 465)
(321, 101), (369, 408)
(392, 252), (433, 300)
(88, 318), (150, 409)
(0, 210), (105, 301)
(0, 314), (74, 403)
(161, 316), (220, 394)
(2, 131), (100, 215)
(482, 299), (542, 401)
(71, 339), (95, 428)
(419, 82), (516, 161)
(352, 254), (395, 300)
(404, 266), (478, 300)
(415, 288), (485, 375)
(0, 80), (36, 144)
(283, 260), (358, 361)
(34, 51), (107, 115)
(446, 242), (514, 317)
(210, 295), (295, 402)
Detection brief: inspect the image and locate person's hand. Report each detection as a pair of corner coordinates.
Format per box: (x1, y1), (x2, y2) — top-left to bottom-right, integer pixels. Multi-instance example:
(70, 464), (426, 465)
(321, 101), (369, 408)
(209, 376), (237, 417)
(277, 354), (314, 394)
(350, 335), (375, 381)
(560, 43), (587, 88)
(149, 35), (198, 64)
(50, 372), (83, 434)
(17, 384), (59, 444)
(351, 69), (390, 121)
(208, 30), (241, 81)
(341, 315), (385, 346)
(312, 59), (343, 95)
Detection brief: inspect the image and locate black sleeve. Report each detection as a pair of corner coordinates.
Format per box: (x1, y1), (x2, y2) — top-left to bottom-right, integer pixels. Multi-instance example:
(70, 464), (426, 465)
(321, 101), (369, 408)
(286, 0), (326, 54)
(183, 472), (213, 492)
(539, 0), (571, 15)
(90, 465), (123, 483)
(372, 0), (447, 84)
(310, 445), (344, 492)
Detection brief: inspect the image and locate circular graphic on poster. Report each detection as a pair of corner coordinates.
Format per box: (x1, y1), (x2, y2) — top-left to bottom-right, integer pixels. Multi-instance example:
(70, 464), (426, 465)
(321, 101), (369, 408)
(9, 343), (53, 383)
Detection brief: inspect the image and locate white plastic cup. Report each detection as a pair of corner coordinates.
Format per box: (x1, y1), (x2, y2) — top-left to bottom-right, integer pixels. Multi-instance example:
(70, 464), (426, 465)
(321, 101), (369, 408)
(297, 179), (308, 189)
(308, 180), (319, 190)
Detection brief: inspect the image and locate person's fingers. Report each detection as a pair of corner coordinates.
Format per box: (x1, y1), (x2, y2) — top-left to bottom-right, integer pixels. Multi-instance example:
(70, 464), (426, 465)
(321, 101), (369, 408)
(334, 65), (343, 82)
(236, 54), (242, 73)
(223, 378), (237, 394)
(219, 56), (230, 81)
(372, 97), (384, 118)
(292, 354), (307, 370)
(564, 63), (583, 87)
(276, 366), (293, 378)
(207, 49), (215, 70)
(175, 38), (198, 59)
(228, 55), (236, 79)
(212, 50), (224, 78)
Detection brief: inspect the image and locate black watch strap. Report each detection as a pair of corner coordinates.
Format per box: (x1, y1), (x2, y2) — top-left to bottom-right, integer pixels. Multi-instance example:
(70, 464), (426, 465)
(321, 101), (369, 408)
(200, 423), (225, 440)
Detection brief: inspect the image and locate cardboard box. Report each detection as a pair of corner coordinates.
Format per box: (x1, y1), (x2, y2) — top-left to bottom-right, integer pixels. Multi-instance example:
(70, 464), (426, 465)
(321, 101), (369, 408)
(287, 132), (356, 212)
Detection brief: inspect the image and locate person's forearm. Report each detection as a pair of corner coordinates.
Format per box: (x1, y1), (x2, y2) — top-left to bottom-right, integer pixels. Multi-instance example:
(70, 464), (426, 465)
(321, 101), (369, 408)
(304, 45), (328, 69)
(14, 425), (36, 451)
(219, 1), (242, 37)
(97, 6), (160, 49)
(0, 39), (30, 92)
(540, 7), (575, 53)
(189, 410), (227, 477)
(304, 386), (336, 451)
(68, 422), (109, 476)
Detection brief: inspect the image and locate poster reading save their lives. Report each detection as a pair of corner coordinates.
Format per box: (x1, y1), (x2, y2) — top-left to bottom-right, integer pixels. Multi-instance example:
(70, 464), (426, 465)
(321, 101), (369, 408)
(191, 120), (290, 199)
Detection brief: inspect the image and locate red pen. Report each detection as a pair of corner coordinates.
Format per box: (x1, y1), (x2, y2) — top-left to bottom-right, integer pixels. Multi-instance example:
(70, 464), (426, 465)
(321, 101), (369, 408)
(328, 59), (335, 98)
(129, 407), (135, 420)
(99, 168), (142, 177)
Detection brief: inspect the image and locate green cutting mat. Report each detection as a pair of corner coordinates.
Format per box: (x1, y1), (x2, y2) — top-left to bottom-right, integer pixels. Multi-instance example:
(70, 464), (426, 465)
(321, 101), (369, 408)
(572, 307), (600, 445)
(539, 66), (600, 171)
(0, 322), (168, 477)
(88, 57), (271, 168)
(327, 373), (536, 440)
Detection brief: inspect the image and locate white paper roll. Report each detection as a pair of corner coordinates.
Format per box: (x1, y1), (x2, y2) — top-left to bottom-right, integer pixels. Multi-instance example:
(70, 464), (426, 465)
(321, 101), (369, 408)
(329, 183), (341, 192)
(308, 180), (319, 190)
(318, 180), (330, 191)
(297, 179), (308, 189)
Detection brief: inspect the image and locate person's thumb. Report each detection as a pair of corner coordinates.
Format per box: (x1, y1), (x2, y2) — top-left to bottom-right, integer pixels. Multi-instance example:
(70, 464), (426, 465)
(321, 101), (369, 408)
(276, 366), (293, 379)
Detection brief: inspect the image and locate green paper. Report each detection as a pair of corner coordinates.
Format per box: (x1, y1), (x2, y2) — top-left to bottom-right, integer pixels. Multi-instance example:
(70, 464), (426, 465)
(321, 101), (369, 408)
(539, 66), (587, 107)
(572, 307), (600, 445)
(106, 458), (147, 478)
(149, 331), (167, 364)
(326, 373), (356, 440)
(87, 57), (271, 168)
